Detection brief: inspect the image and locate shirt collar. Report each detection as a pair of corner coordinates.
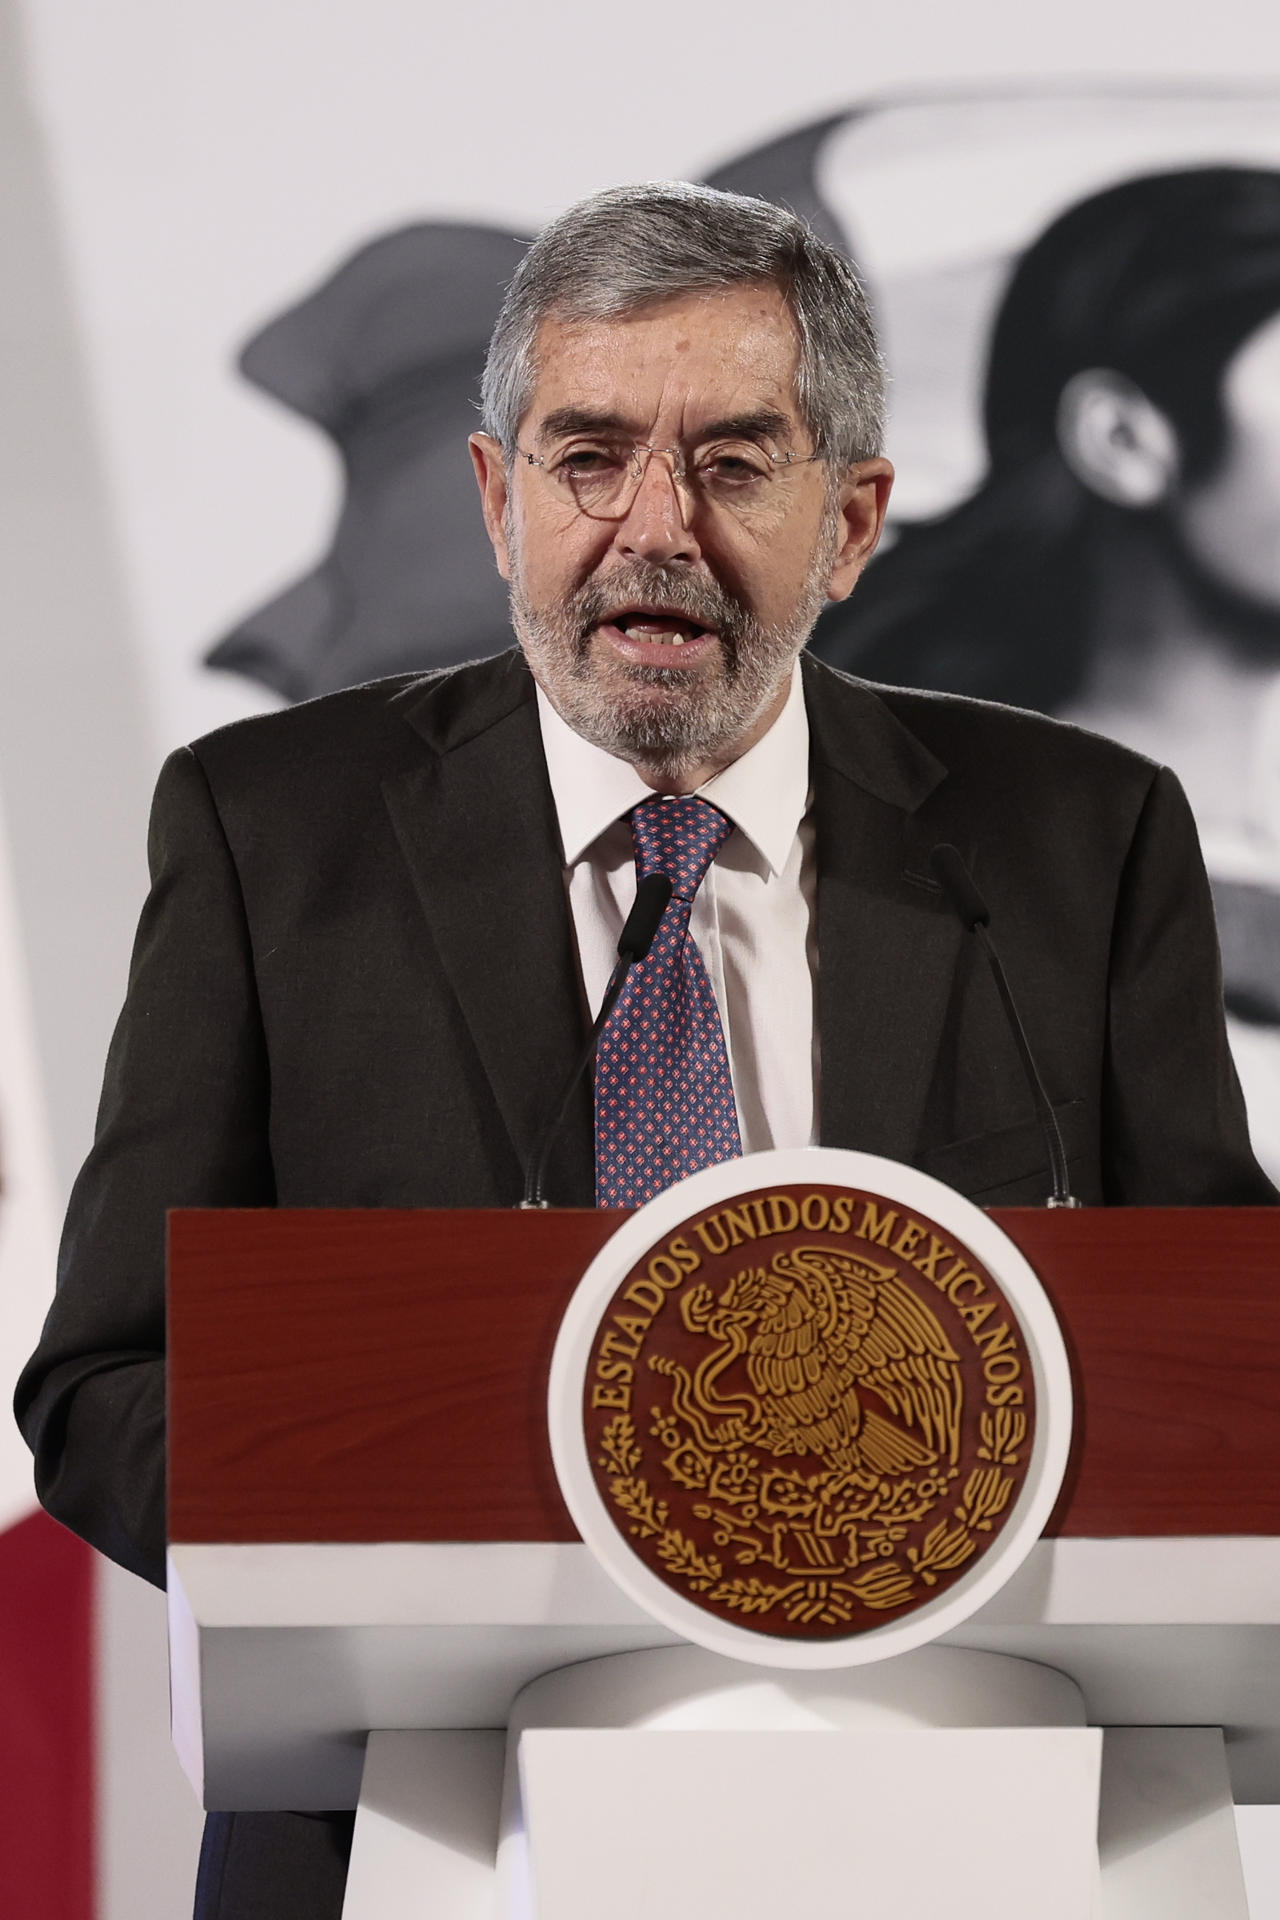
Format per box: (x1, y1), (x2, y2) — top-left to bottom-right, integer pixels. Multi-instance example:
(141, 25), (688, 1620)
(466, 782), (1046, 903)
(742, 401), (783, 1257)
(536, 658), (810, 877)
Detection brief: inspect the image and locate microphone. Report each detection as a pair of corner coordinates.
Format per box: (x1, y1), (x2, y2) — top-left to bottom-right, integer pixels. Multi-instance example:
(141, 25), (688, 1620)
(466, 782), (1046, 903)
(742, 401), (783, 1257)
(929, 844), (1080, 1209)
(521, 873), (673, 1209)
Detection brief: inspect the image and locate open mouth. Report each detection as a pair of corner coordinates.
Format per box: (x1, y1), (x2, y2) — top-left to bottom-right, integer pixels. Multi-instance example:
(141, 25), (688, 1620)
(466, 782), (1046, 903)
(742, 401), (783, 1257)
(600, 607), (716, 649)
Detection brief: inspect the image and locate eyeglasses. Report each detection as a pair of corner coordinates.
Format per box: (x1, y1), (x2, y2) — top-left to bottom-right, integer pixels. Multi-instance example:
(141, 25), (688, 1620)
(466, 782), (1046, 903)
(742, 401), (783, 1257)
(514, 437), (824, 522)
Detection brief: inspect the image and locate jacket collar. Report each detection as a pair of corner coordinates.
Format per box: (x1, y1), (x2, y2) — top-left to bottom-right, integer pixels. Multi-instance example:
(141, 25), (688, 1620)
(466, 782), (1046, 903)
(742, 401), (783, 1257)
(801, 654), (962, 1165)
(384, 651), (594, 1205)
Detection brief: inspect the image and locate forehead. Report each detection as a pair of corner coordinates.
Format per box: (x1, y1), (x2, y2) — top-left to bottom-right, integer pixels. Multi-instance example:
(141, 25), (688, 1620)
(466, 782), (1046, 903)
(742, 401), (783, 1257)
(524, 284), (804, 438)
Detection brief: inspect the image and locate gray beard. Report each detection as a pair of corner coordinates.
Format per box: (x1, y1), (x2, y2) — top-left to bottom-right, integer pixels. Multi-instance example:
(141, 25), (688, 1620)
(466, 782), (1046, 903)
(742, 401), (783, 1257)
(508, 532), (837, 781)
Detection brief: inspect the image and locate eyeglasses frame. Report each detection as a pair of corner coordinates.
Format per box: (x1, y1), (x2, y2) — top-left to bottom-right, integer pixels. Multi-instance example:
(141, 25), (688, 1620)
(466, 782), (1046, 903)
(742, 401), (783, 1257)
(512, 437), (825, 523)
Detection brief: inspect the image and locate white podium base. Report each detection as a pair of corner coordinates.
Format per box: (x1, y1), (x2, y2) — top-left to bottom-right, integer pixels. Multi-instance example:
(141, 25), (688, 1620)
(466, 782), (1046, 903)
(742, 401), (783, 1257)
(1098, 1727), (1249, 1918)
(340, 1646), (1250, 1920)
(343, 1730), (504, 1920)
(519, 1726), (1100, 1919)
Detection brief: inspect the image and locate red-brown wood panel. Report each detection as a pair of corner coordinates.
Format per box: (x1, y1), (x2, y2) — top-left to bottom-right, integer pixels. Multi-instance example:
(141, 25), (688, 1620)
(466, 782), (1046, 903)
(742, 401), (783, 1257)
(167, 1207), (1280, 1544)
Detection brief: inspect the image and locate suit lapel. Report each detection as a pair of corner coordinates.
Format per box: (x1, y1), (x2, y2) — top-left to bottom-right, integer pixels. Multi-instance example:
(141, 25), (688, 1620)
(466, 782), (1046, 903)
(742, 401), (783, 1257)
(804, 657), (963, 1165)
(382, 652), (594, 1204)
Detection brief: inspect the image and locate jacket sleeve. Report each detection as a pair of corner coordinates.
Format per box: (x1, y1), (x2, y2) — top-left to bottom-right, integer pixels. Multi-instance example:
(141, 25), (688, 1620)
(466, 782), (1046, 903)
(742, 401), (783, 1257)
(13, 746), (274, 1588)
(1102, 763), (1275, 1205)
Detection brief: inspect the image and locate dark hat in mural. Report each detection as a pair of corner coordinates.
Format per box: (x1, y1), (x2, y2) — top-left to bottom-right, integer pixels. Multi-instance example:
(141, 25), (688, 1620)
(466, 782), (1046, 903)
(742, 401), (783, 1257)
(207, 222), (528, 701)
(983, 164), (1280, 466)
(828, 163), (1280, 704)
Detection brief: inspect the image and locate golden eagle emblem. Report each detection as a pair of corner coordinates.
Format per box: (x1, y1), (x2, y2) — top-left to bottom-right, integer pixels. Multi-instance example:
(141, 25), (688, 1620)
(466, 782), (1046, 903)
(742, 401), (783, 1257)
(664, 1244), (963, 1481)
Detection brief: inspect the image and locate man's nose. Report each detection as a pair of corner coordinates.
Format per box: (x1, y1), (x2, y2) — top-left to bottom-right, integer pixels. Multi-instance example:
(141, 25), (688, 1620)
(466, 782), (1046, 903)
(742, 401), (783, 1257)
(612, 449), (702, 567)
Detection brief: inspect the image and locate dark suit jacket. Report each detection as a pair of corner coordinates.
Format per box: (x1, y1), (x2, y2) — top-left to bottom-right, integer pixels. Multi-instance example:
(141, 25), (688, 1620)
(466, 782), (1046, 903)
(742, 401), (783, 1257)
(16, 646), (1271, 1593)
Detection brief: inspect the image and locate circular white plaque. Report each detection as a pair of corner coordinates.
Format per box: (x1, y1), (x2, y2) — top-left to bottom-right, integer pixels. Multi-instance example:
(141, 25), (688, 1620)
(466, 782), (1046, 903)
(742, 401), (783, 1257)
(550, 1148), (1073, 1667)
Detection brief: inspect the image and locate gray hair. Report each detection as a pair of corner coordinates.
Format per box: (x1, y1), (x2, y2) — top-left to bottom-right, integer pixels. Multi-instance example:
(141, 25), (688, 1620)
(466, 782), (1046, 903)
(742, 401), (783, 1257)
(480, 180), (885, 468)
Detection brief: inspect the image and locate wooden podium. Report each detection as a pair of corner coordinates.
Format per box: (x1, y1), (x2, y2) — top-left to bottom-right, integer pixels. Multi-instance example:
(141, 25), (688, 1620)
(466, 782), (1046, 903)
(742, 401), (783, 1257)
(166, 1206), (1280, 1914)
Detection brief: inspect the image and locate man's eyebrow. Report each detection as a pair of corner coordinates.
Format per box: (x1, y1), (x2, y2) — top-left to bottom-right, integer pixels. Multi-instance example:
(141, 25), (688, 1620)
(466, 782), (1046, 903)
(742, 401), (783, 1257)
(532, 406), (799, 446)
(534, 407), (635, 444)
(696, 409), (795, 445)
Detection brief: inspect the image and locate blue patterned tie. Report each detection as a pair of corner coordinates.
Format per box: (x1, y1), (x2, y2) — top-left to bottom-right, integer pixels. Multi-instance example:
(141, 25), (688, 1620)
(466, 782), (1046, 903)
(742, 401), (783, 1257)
(594, 795), (743, 1206)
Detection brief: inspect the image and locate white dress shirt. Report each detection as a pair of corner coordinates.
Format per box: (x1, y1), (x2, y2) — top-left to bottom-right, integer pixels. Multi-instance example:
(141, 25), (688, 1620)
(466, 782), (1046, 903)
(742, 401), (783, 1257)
(535, 661), (818, 1153)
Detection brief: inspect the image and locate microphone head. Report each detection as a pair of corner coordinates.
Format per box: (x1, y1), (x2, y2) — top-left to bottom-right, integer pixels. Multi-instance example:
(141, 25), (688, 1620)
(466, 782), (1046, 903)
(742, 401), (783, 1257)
(617, 872), (673, 961)
(929, 844), (991, 931)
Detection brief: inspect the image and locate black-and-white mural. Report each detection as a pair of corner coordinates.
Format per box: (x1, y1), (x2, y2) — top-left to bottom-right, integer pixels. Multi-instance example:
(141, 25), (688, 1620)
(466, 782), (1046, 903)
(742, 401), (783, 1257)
(764, 89), (1280, 1170)
(207, 85), (1280, 1171)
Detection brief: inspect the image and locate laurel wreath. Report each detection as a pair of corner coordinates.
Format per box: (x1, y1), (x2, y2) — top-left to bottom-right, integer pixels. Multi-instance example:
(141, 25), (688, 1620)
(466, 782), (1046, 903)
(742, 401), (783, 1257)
(595, 1405), (1026, 1627)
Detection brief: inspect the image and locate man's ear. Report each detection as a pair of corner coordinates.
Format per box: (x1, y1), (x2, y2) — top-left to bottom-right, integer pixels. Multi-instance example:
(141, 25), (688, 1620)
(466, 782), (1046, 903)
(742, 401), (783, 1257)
(826, 457), (895, 603)
(469, 432), (512, 580)
(1056, 369), (1179, 507)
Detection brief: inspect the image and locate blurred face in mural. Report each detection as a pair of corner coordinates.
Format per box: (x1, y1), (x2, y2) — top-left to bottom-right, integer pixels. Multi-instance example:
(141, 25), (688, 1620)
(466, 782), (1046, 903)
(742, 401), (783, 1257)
(1174, 308), (1280, 614)
(470, 285), (891, 791)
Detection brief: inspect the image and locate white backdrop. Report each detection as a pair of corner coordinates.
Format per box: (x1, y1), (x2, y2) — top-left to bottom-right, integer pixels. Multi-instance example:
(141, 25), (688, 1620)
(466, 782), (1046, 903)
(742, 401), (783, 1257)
(0, 794), (58, 1536)
(6, 3), (1280, 1917)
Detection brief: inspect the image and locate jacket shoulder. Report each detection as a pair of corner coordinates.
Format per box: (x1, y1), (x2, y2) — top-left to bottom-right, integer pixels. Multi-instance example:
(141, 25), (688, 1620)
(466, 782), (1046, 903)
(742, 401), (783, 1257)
(808, 655), (1162, 797)
(184, 649), (531, 792)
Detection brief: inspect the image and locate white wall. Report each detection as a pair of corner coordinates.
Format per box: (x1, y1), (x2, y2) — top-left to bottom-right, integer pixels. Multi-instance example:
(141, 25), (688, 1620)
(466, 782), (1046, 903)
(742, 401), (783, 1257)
(0, 791), (59, 1536)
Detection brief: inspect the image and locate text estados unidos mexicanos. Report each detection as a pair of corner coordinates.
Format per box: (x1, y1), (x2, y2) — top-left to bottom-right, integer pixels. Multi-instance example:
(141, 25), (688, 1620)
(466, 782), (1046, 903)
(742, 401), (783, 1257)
(589, 1193), (1026, 1415)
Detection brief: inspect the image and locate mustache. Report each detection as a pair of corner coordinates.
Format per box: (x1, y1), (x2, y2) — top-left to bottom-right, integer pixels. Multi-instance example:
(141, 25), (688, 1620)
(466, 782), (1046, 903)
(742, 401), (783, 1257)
(569, 564), (752, 648)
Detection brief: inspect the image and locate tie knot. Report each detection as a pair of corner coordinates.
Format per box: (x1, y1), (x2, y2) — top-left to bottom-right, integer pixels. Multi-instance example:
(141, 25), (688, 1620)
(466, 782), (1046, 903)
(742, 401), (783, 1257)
(630, 795), (733, 901)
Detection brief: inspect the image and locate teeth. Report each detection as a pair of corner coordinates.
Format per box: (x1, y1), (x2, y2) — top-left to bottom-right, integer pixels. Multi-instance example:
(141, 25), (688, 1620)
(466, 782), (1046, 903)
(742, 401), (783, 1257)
(620, 622), (691, 644)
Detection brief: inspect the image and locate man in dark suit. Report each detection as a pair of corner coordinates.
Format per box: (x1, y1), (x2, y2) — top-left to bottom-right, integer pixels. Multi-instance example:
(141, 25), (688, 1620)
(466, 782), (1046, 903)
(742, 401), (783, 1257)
(16, 182), (1271, 1919)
